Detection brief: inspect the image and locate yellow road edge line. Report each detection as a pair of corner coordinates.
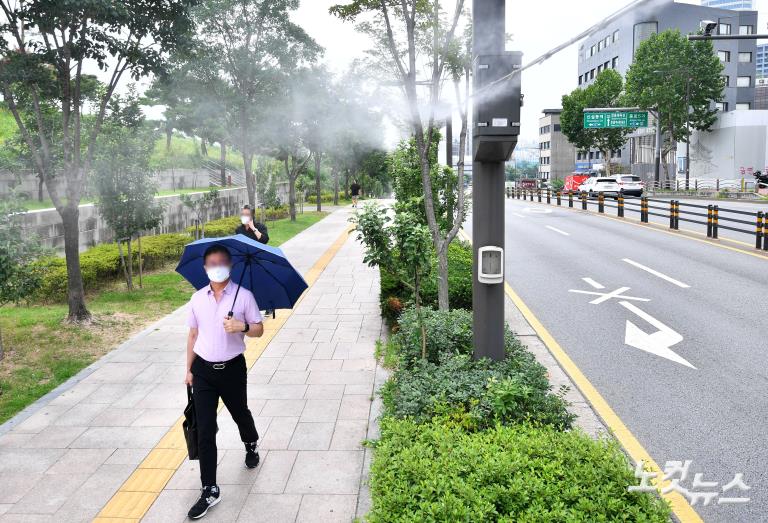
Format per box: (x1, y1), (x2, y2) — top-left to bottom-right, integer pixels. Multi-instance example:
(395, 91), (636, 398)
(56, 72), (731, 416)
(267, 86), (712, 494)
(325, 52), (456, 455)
(458, 228), (703, 523)
(514, 196), (768, 261)
(95, 224), (355, 522)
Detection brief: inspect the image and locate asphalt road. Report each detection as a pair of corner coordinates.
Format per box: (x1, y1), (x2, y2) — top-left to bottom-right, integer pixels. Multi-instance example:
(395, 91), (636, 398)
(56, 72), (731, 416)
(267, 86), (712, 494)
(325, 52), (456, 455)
(469, 198), (768, 522)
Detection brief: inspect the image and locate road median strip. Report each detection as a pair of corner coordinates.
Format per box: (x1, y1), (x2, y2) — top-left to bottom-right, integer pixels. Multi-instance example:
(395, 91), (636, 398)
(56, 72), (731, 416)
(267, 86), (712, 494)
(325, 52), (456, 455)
(94, 225), (353, 523)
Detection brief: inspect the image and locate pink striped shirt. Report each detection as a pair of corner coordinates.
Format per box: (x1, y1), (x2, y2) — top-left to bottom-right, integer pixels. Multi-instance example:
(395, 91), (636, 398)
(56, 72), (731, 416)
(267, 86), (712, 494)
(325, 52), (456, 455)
(187, 280), (262, 362)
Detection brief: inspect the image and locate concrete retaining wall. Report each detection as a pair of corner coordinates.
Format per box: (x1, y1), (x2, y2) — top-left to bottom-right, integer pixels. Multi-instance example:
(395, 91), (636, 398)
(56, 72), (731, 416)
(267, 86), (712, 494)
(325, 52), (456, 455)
(20, 188), (250, 254)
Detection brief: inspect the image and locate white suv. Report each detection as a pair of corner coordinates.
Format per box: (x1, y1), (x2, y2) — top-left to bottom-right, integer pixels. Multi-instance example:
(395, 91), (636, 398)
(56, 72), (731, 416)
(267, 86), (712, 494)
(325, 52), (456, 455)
(613, 175), (644, 197)
(578, 177), (620, 197)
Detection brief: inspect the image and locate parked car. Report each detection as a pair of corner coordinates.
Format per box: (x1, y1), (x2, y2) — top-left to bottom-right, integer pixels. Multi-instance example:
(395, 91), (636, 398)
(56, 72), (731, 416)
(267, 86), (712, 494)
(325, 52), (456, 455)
(578, 177), (620, 197)
(613, 175), (644, 197)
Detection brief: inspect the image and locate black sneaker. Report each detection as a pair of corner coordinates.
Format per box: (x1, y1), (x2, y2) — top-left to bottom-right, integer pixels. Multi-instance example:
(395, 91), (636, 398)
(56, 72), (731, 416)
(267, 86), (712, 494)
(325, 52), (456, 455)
(188, 485), (221, 519)
(245, 442), (260, 469)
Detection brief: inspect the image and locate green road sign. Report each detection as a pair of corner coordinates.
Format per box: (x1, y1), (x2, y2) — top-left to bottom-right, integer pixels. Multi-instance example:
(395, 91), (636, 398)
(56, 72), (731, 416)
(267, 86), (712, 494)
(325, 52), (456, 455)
(584, 111), (648, 129)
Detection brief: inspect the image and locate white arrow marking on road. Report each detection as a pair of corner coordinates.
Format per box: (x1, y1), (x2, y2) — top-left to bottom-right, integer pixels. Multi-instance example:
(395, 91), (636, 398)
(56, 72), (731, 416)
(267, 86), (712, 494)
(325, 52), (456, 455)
(582, 277), (605, 289)
(619, 301), (696, 369)
(511, 212), (527, 218)
(545, 225), (570, 236)
(569, 287), (650, 305)
(525, 207), (553, 214)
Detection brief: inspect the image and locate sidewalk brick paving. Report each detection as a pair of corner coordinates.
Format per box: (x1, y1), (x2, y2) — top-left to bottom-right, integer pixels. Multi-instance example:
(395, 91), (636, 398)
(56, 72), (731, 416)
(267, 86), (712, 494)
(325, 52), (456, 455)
(0, 208), (386, 522)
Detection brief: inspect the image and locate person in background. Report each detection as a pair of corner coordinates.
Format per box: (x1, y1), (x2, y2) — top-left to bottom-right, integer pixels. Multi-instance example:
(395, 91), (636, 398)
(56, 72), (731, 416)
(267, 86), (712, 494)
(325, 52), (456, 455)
(185, 245), (263, 519)
(350, 180), (362, 208)
(236, 205), (269, 244)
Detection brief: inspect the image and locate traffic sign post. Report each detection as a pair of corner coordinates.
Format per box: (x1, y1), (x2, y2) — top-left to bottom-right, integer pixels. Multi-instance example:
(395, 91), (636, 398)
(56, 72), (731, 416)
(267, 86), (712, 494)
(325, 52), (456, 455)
(584, 110), (648, 129)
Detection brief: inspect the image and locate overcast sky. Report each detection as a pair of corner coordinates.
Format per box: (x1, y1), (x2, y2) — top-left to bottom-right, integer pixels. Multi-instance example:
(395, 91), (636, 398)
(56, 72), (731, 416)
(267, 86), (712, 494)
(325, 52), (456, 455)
(294, 0), (768, 146)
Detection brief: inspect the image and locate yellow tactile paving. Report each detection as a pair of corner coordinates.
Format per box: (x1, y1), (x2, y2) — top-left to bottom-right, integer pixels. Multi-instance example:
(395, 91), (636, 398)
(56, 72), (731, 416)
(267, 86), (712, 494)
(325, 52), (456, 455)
(93, 225), (354, 522)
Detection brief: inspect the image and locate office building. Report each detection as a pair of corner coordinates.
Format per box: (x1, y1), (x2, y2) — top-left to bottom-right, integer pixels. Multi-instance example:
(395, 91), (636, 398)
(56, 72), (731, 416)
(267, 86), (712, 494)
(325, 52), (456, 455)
(701, 0), (754, 10)
(757, 44), (768, 78)
(538, 109), (577, 181)
(576, 0), (757, 178)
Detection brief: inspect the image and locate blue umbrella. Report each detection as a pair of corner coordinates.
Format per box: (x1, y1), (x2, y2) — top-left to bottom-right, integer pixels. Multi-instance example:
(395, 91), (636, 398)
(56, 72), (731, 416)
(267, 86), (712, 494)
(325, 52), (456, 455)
(175, 234), (308, 315)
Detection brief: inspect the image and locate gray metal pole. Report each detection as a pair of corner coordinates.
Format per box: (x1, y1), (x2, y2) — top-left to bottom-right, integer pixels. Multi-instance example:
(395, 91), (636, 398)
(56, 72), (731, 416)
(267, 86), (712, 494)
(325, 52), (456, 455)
(685, 78), (691, 191)
(472, 0), (506, 361)
(654, 110), (662, 183)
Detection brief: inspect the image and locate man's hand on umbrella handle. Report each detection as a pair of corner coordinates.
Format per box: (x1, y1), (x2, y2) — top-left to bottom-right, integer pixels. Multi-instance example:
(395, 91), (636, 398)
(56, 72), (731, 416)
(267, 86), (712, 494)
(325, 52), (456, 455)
(223, 316), (245, 333)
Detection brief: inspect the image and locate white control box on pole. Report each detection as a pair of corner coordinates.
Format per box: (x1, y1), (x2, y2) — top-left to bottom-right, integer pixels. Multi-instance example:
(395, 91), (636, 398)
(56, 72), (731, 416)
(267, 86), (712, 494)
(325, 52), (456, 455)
(478, 246), (504, 285)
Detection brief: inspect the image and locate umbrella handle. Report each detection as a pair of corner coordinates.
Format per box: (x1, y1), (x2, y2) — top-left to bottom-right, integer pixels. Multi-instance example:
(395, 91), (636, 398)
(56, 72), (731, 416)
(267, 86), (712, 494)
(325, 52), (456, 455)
(228, 258), (250, 320)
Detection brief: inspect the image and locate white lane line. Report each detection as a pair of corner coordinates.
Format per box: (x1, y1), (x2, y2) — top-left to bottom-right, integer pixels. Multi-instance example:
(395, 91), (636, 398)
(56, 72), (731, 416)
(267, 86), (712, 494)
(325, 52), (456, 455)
(582, 277), (605, 290)
(545, 225), (570, 236)
(622, 258), (691, 289)
(511, 212), (527, 219)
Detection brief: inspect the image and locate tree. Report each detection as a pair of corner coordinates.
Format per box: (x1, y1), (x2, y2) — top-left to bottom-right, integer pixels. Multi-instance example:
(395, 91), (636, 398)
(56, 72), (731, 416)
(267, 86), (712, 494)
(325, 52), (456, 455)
(94, 94), (164, 291)
(355, 201), (432, 357)
(189, 0), (321, 209)
(625, 30), (724, 179)
(560, 69), (629, 177)
(0, 0), (197, 323)
(331, 0), (468, 311)
(181, 188), (220, 239)
(0, 196), (45, 360)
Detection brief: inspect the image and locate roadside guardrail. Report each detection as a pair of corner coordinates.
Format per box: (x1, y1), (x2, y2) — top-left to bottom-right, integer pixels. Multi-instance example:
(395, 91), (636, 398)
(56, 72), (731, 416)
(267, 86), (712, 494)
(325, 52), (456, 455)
(505, 187), (768, 251)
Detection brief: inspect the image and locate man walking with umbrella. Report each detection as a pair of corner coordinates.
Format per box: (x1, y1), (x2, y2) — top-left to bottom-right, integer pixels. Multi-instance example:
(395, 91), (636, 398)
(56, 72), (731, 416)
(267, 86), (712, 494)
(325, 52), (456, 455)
(184, 244), (263, 519)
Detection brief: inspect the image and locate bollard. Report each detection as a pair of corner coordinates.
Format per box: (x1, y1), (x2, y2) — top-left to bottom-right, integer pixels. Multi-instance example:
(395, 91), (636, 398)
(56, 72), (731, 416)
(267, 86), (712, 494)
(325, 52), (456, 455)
(641, 197), (648, 223)
(598, 192), (605, 213)
(581, 191), (587, 210)
(713, 205), (719, 239)
(556, 191), (562, 206)
(707, 205), (713, 237)
(756, 212), (764, 250)
(674, 200), (680, 230)
(537, 188), (542, 203)
(669, 200), (675, 229)
(506, 187), (510, 199)
(546, 188), (551, 205)
(568, 191), (573, 208)
(618, 194), (624, 218)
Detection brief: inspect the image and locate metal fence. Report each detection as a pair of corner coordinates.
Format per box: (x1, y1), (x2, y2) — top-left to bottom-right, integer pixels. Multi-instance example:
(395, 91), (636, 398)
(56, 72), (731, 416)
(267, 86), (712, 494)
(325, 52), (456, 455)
(507, 187), (768, 251)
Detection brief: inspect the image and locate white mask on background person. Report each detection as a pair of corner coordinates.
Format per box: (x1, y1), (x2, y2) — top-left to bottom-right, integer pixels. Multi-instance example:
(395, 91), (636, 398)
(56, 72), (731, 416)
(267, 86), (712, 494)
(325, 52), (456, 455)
(240, 216), (250, 225)
(206, 266), (231, 283)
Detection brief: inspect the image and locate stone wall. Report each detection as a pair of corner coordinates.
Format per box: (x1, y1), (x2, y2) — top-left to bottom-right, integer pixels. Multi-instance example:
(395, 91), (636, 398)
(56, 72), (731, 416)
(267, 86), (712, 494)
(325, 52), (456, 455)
(20, 187), (250, 254)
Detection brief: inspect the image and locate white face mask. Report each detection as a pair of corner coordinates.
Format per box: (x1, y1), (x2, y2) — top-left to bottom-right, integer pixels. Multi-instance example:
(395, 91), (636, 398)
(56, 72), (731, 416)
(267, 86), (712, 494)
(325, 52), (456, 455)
(240, 216), (250, 225)
(206, 266), (231, 283)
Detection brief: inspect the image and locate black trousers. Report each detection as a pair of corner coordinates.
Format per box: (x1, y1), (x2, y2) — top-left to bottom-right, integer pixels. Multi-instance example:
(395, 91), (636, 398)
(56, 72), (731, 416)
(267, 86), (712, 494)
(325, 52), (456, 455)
(191, 354), (258, 487)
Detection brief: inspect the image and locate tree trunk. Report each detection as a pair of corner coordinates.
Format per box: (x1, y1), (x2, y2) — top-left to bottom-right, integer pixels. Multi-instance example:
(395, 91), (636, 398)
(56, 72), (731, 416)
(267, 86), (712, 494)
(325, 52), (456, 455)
(414, 273), (426, 359)
(61, 206), (91, 323)
(117, 239), (130, 289)
(285, 158), (297, 222)
(343, 170), (350, 199)
(165, 124), (173, 151)
(126, 238), (134, 291)
(220, 142), (227, 186)
(333, 166), (339, 205)
(200, 138), (208, 157)
(243, 152), (256, 208)
(37, 174), (44, 202)
(603, 150), (612, 177)
(436, 243), (450, 310)
(315, 151), (322, 212)
(137, 234), (143, 289)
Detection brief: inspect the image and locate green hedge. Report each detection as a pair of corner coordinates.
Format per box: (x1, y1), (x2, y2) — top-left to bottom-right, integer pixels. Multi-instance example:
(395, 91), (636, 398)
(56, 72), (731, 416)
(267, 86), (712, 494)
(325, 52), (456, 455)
(380, 240), (472, 324)
(33, 234), (190, 302)
(191, 207), (291, 237)
(368, 416), (671, 522)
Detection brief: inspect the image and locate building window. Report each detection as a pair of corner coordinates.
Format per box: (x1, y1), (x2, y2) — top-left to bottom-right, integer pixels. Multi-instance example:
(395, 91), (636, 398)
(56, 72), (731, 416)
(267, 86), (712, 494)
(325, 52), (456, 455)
(740, 25), (754, 35)
(590, 69), (595, 79)
(613, 30), (619, 43)
(591, 44), (596, 56)
(633, 22), (658, 54)
(718, 50), (731, 62)
(597, 65), (602, 74)
(719, 24), (731, 36)
(604, 61), (609, 70)
(723, 75), (730, 87)
(579, 75), (583, 85)
(598, 40), (603, 52)
(739, 52), (752, 63)
(589, 151), (594, 160)
(612, 56), (619, 69)
(737, 76), (751, 87)
(715, 102), (729, 112)
(736, 103), (751, 110)
(554, 124), (561, 132)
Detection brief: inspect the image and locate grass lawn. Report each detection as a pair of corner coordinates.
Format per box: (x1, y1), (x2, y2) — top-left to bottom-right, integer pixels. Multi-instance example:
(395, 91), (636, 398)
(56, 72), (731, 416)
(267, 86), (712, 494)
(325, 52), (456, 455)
(0, 211), (328, 424)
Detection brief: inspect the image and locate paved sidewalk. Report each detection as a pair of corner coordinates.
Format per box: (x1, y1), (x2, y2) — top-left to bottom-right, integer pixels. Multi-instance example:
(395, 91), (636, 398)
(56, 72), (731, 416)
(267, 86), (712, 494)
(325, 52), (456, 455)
(0, 207), (385, 522)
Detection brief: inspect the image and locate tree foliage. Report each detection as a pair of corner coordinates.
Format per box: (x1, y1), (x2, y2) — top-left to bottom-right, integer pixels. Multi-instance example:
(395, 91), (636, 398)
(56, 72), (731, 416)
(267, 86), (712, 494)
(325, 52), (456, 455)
(625, 30), (724, 174)
(560, 69), (629, 177)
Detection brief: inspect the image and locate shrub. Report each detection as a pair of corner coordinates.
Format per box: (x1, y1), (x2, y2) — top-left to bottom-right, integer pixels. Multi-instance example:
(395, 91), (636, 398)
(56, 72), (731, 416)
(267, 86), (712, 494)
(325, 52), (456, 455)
(380, 241), (472, 323)
(367, 416), (671, 523)
(380, 353), (574, 430)
(33, 233), (190, 302)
